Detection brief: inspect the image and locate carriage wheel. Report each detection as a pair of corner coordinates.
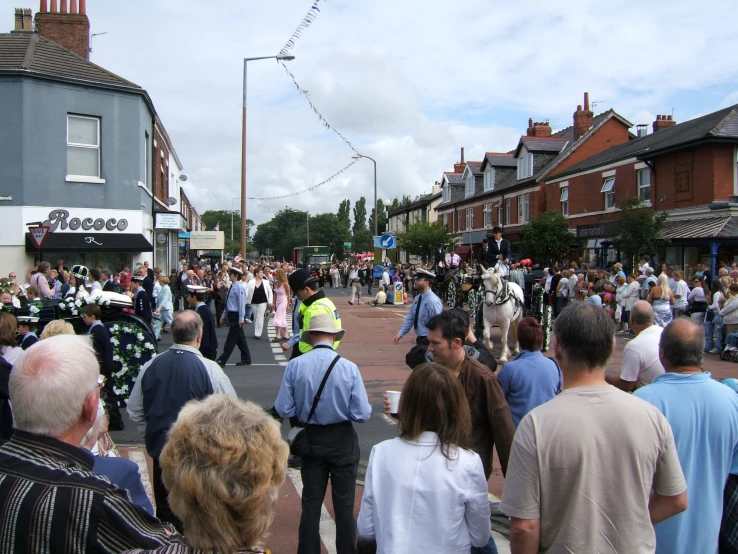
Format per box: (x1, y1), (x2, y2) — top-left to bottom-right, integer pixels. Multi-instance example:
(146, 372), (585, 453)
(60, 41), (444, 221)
(468, 285), (479, 318)
(733, 351), (738, 363)
(722, 349), (733, 361)
(446, 280), (457, 308)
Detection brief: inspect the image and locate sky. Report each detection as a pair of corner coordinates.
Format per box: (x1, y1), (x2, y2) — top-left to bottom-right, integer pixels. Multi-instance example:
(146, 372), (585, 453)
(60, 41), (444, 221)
(9, 0), (738, 226)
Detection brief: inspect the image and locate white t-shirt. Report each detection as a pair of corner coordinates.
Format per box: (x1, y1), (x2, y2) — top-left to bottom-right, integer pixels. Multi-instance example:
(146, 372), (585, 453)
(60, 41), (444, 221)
(500, 385), (686, 553)
(673, 280), (690, 309)
(620, 324), (666, 386)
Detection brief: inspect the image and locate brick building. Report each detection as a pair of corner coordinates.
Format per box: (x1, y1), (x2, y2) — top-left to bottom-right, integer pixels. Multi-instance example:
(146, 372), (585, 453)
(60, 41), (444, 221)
(544, 105), (738, 276)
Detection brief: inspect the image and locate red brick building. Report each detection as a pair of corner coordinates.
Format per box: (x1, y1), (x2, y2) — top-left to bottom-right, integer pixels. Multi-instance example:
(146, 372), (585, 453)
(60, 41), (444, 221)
(544, 105), (738, 275)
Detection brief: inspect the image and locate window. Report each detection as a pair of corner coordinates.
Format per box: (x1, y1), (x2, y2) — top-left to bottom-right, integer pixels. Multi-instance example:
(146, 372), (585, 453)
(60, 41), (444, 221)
(67, 115), (101, 180)
(458, 210), (464, 231)
(638, 169), (651, 202)
(483, 203), (492, 227)
(484, 168), (495, 191)
(497, 201), (503, 225)
(465, 172), (475, 197)
(443, 213), (448, 226)
(517, 193), (530, 224)
(517, 149), (534, 180)
(466, 207), (474, 230)
(601, 177), (616, 209)
(443, 185), (451, 203)
(560, 187), (569, 216)
(143, 132), (149, 187)
(505, 198), (511, 225)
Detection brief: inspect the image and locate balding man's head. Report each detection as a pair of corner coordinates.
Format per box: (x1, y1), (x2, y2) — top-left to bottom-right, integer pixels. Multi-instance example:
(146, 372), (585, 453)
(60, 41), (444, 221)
(660, 318), (704, 371)
(171, 310), (203, 345)
(630, 300), (654, 332)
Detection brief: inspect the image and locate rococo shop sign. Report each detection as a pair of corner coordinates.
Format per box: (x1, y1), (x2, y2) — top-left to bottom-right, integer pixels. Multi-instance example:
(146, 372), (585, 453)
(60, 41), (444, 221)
(42, 209), (129, 232)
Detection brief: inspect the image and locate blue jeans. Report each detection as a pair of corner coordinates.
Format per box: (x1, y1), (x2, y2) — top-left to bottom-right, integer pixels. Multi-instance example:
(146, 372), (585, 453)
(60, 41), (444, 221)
(705, 314), (724, 351)
(245, 303), (253, 321)
(471, 536), (499, 554)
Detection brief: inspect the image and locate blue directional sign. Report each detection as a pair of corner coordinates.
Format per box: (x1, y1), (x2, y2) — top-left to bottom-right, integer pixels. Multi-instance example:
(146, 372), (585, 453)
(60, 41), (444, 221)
(374, 233), (396, 249)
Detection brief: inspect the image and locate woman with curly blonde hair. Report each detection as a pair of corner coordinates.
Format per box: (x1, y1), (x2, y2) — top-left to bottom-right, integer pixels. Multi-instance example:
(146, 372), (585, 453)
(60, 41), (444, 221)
(151, 394), (289, 553)
(39, 319), (76, 340)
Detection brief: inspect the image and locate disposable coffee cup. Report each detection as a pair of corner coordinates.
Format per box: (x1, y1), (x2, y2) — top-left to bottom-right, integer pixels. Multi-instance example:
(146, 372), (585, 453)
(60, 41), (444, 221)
(386, 390), (401, 417)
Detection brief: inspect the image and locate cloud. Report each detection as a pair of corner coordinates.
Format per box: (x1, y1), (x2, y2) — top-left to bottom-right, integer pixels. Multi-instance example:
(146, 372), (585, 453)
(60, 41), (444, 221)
(57, 0), (738, 226)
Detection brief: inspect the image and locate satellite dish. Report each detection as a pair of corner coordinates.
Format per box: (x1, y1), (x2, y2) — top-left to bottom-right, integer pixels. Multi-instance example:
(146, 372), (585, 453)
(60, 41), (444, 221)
(166, 197), (177, 206)
(180, 174), (188, 182)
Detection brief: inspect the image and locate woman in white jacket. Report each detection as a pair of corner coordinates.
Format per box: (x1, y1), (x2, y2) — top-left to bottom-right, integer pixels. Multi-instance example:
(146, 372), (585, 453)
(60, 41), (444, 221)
(357, 363), (491, 554)
(244, 266), (273, 339)
(619, 273), (641, 333)
(720, 282), (738, 336)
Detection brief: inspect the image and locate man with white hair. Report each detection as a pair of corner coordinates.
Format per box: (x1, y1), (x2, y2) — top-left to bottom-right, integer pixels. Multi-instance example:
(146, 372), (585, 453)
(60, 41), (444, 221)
(641, 266), (657, 299)
(0, 335), (176, 552)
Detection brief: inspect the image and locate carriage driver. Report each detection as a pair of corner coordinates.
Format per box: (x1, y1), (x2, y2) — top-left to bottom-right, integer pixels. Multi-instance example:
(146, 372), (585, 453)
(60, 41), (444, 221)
(480, 226), (512, 271)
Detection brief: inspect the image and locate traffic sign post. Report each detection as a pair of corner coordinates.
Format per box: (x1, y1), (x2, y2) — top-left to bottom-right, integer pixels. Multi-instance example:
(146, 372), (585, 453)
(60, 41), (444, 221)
(28, 225), (50, 262)
(393, 281), (404, 305)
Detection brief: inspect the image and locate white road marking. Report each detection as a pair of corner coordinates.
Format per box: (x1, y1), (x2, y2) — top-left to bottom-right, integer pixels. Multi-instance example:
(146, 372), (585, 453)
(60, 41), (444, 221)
(128, 450), (155, 509)
(380, 414), (397, 426)
(288, 468), (338, 554)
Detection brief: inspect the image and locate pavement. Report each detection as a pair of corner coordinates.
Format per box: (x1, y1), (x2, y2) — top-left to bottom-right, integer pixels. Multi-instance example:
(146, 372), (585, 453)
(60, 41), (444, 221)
(108, 285), (738, 553)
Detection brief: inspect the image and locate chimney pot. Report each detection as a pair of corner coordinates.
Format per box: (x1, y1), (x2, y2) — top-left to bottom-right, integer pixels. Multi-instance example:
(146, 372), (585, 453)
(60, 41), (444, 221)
(667, 115), (672, 121)
(40, 0), (47, 12)
(50, 0), (57, 12)
(528, 118), (533, 127)
(60, 0), (67, 13)
(79, 0), (85, 14)
(460, 147), (465, 164)
(584, 92), (590, 111)
(577, 105), (582, 111)
(70, 0), (77, 12)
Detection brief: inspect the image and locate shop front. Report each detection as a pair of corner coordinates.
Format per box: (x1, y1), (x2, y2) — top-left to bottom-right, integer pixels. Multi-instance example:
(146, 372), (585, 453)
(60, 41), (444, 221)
(21, 207), (153, 272)
(154, 212), (187, 274)
(576, 221), (622, 269)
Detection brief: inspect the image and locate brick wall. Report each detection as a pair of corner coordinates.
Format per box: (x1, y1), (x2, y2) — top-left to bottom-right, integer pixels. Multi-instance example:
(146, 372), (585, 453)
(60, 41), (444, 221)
(152, 128), (170, 206)
(35, 12), (90, 59)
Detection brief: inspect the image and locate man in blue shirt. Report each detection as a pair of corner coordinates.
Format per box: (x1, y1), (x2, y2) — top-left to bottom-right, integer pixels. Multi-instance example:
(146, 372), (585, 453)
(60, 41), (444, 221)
(635, 318), (738, 554)
(394, 268), (443, 368)
(497, 317), (560, 427)
(275, 314), (371, 554)
(216, 267), (251, 367)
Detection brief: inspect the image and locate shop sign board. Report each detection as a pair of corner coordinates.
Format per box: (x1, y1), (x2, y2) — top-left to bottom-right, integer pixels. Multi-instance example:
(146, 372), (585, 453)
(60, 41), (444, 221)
(189, 231), (224, 250)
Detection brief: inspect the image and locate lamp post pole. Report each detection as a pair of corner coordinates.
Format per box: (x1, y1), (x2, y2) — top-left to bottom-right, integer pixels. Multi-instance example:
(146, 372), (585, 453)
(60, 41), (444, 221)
(353, 154), (378, 238)
(230, 197), (239, 241)
(241, 54), (295, 259)
(306, 211), (310, 246)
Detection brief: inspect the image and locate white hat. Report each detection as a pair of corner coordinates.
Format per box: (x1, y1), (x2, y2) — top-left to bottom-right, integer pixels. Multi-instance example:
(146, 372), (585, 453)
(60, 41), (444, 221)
(413, 268), (436, 280)
(186, 285), (208, 294)
(228, 266), (244, 275)
(302, 313), (345, 341)
(16, 315), (39, 324)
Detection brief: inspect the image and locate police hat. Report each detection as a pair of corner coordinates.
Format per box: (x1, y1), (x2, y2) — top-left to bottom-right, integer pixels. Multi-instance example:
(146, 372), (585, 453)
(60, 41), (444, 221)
(131, 275), (146, 282)
(413, 268), (436, 280)
(227, 266), (243, 276)
(288, 269), (318, 291)
(16, 315), (39, 325)
(186, 285), (208, 294)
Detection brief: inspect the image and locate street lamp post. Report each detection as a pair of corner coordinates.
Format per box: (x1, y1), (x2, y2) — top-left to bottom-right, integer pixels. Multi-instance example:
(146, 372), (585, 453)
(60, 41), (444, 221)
(353, 154), (378, 238)
(241, 54), (295, 258)
(230, 197), (239, 241)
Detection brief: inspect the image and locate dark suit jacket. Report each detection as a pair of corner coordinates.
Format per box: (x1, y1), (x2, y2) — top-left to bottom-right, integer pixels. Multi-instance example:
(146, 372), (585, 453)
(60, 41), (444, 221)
(489, 238), (512, 264)
(142, 275), (154, 300)
(92, 456), (154, 515)
(0, 356), (12, 445)
(146, 268), (155, 281)
(103, 280), (115, 292)
(134, 289), (152, 321)
(196, 304), (218, 356)
(478, 245), (491, 268)
(19, 333), (38, 351)
(434, 250), (445, 266)
(89, 323), (114, 377)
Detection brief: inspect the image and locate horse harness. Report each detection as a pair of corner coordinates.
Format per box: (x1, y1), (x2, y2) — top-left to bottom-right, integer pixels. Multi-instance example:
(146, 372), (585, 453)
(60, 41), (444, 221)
(485, 279), (524, 317)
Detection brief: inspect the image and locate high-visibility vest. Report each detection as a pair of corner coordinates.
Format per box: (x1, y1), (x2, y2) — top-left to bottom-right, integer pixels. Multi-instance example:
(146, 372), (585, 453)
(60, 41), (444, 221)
(298, 297), (342, 353)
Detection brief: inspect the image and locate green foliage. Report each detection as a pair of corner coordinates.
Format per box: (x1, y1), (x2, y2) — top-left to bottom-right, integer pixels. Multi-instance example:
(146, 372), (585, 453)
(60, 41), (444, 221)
(353, 197), (367, 233)
(252, 209), (309, 261)
(337, 199), (352, 231)
(520, 211), (577, 267)
(306, 213), (349, 259)
(368, 199), (388, 236)
(612, 197), (669, 270)
(200, 210), (254, 255)
(401, 195), (412, 207)
(388, 197), (401, 211)
(395, 220), (457, 264)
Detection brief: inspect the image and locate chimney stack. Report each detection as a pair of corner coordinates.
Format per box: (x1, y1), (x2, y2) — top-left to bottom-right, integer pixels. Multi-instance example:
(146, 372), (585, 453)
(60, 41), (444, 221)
(526, 119), (552, 138)
(652, 114), (677, 133)
(454, 147), (466, 173)
(13, 8), (34, 32)
(35, 0), (90, 59)
(573, 92), (594, 140)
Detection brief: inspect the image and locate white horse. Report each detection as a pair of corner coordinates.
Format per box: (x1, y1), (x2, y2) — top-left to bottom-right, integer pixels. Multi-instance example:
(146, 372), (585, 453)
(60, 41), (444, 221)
(480, 267), (525, 363)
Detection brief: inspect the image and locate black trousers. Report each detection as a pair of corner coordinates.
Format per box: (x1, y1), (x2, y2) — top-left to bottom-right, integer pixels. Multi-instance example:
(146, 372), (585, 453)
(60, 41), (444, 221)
(152, 457), (183, 532)
(217, 312), (251, 364)
(201, 350), (217, 361)
(101, 379), (122, 427)
(298, 422), (359, 554)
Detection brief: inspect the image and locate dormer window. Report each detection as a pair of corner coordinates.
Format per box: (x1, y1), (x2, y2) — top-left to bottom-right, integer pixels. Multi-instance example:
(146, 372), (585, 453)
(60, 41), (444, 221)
(484, 168), (495, 191)
(465, 171), (475, 197)
(517, 148), (534, 180)
(443, 184), (451, 203)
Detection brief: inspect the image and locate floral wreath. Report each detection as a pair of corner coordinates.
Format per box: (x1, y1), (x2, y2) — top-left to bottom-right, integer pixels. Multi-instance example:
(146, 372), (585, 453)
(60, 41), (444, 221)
(108, 324), (156, 400)
(58, 294), (111, 316)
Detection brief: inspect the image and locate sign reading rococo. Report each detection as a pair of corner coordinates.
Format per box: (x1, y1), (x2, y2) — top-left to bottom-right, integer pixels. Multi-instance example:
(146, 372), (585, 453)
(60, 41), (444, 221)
(42, 209), (129, 232)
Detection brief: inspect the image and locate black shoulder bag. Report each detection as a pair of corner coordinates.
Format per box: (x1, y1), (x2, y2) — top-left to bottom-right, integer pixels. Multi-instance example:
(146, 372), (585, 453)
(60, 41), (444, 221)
(287, 354), (341, 456)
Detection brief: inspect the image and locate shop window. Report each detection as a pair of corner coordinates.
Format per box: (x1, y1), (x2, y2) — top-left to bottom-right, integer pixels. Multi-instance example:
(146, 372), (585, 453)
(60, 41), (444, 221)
(67, 115), (102, 182)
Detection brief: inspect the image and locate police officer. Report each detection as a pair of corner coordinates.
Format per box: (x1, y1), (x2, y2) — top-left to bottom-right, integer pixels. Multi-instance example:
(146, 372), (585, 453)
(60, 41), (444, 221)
(130, 275), (152, 322)
(128, 310), (236, 530)
(282, 269), (341, 360)
(16, 316), (39, 350)
(274, 314), (371, 554)
(216, 267), (252, 367)
(186, 284), (218, 360)
(393, 268), (444, 366)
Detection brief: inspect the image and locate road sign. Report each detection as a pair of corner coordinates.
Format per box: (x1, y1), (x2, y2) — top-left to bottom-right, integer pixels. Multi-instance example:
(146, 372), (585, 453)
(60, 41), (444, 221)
(393, 282), (404, 304)
(28, 225), (50, 249)
(374, 234), (396, 249)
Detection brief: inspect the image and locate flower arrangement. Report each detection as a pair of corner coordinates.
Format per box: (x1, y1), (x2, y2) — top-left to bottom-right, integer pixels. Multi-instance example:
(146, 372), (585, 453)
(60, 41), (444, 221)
(108, 323), (156, 400)
(58, 294), (111, 316)
(27, 300), (43, 314)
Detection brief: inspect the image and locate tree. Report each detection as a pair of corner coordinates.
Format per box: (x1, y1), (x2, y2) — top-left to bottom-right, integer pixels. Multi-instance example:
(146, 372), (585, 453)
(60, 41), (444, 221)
(252, 209), (308, 260)
(520, 211), (577, 267)
(368, 199), (387, 236)
(337, 199), (352, 231)
(395, 220), (457, 264)
(612, 197), (668, 270)
(388, 197), (401, 212)
(307, 213), (349, 259)
(401, 195), (412, 207)
(200, 210), (254, 255)
(352, 197), (367, 233)
(352, 197), (370, 252)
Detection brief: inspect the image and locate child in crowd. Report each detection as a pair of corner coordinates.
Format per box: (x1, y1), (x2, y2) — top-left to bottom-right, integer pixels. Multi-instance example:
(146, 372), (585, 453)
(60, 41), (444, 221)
(372, 285), (388, 306)
(16, 315), (39, 350)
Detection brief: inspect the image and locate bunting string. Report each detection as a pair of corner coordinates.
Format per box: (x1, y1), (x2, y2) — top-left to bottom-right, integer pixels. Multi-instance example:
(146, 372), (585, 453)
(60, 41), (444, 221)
(248, 159), (357, 201)
(279, 0), (323, 56)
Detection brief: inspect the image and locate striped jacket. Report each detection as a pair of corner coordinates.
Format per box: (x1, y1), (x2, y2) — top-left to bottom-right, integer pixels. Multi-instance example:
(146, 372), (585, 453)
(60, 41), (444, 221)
(0, 430), (178, 553)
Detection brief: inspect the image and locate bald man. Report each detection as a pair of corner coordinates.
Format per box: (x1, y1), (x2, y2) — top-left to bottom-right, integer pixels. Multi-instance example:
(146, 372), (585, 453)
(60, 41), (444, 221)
(605, 300), (664, 392)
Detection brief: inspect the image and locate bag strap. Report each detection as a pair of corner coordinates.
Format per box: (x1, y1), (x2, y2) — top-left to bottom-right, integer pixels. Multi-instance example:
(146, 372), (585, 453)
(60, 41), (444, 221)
(305, 354), (341, 425)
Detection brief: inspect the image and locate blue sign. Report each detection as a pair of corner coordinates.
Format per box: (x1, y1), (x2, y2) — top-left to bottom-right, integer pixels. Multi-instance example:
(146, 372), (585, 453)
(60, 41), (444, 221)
(374, 234), (396, 249)
(373, 264), (396, 278)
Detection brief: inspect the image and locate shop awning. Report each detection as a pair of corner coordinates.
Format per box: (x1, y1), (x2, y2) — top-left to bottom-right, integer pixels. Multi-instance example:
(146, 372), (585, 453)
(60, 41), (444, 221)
(26, 233), (153, 253)
(461, 230), (488, 244)
(659, 216), (738, 239)
(455, 245), (472, 256)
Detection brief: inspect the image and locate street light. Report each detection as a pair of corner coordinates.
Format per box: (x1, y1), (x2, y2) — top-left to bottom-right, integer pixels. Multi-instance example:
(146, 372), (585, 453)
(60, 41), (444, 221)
(352, 154), (378, 237)
(230, 197), (240, 241)
(240, 53), (295, 258)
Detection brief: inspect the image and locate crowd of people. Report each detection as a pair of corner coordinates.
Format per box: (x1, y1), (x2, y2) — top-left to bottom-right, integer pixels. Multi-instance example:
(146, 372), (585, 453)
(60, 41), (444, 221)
(3, 249), (738, 553)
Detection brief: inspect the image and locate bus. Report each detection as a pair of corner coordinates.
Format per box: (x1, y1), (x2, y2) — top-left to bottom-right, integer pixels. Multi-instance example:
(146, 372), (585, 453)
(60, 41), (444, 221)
(292, 246), (332, 267)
